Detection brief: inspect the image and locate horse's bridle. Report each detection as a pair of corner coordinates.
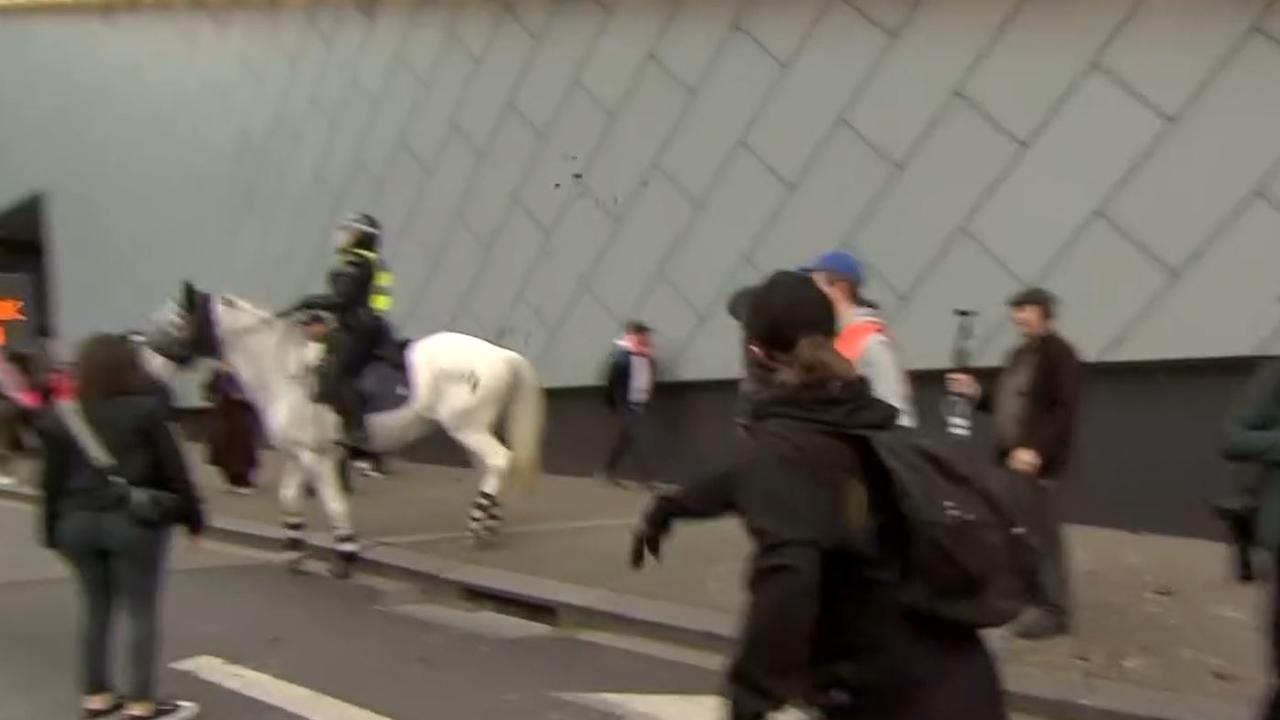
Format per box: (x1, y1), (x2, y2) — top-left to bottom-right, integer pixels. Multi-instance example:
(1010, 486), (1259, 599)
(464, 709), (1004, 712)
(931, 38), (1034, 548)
(152, 285), (315, 369)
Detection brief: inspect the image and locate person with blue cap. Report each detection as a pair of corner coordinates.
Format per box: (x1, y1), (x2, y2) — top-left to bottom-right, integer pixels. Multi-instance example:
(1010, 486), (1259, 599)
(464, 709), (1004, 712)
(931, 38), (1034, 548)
(800, 250), (917, 427)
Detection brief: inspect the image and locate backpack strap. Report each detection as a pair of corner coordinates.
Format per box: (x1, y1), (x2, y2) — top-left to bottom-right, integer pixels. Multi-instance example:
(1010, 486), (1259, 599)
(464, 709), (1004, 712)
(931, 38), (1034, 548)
(53, 400), (129, 492)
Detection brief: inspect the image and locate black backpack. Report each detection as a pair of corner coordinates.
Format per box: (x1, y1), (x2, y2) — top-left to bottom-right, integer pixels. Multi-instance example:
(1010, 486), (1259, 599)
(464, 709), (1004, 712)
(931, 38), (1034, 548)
(853, 431), (1035, 628)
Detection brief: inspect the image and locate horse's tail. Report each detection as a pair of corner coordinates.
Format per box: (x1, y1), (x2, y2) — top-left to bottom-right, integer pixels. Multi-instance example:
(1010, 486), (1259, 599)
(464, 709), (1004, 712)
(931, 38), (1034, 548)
(505, 353), (545, 491)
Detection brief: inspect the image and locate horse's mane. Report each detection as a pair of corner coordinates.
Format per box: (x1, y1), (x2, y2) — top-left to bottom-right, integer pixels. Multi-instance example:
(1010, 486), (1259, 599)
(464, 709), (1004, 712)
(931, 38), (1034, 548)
(212, 293), (307, 345)
(217, 294), (274, 320)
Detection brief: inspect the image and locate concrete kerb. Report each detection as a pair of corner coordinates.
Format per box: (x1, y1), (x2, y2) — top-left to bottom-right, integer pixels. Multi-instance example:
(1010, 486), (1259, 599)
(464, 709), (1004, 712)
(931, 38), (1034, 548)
(0, 485), (1253, 720)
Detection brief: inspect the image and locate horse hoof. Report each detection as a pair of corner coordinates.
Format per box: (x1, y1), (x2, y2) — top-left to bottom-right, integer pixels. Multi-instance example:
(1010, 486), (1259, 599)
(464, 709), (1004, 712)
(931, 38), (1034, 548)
(329, 562), (354, 580)
(284, 554), (307, 574)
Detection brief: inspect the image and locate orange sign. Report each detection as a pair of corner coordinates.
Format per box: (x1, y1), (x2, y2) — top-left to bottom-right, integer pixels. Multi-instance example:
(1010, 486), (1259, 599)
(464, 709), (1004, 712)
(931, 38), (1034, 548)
(0, 299), (27, 347)
(0, 300), (25, 322)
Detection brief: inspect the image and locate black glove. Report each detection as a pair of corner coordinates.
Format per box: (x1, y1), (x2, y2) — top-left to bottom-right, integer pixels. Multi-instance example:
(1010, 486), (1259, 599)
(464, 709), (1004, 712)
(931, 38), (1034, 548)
(629, 502), (673, 569)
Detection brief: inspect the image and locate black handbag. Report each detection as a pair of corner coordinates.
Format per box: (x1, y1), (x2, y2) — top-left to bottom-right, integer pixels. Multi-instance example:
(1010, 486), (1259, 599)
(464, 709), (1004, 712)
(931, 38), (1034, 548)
(55, 400), (186, 526)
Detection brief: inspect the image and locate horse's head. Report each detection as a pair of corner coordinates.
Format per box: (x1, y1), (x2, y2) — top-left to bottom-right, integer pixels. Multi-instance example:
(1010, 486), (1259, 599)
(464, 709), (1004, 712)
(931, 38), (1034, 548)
(146, 280), (220, 366)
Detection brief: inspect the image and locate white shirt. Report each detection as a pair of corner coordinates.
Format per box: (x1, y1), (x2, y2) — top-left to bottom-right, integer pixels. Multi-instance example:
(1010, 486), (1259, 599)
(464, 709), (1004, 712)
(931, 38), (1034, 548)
(628, 352), (653, 405)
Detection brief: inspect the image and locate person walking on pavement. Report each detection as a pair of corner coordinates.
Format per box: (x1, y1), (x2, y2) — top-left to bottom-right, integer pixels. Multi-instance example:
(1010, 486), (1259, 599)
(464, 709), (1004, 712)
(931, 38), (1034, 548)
(631, 271), (1005, 720)
(947, 287), (1081, 640)
(800, 250), (917, 427)
(596, 321), (659, 487)
(38, 334), (204, 719)
(203, 362), (259, 495)
(284, 213), (397, 452)
(1221, 359), (1280, 720)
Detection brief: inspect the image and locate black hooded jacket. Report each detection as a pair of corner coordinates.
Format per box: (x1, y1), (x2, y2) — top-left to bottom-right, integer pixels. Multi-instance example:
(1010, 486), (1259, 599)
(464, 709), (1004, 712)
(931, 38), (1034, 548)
(640, 378), (1003, 720)
(648, 378), (897, 549)
(293, 232), (379, 318)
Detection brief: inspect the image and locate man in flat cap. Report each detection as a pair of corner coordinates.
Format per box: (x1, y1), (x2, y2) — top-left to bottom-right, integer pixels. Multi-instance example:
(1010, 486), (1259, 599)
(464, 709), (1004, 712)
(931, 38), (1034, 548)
(947, 287), (1081, 639)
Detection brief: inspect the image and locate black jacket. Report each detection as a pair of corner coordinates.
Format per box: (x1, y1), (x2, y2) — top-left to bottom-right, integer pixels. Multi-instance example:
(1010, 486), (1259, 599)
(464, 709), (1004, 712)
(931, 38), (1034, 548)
(38, 394), (204, 546)
(977, 331), (1081, 476)
(640, 379), (1002, 720)
(296, 250), (376, 317)
(1221, 360), (1280, 551)
(604, 344), (654, 409)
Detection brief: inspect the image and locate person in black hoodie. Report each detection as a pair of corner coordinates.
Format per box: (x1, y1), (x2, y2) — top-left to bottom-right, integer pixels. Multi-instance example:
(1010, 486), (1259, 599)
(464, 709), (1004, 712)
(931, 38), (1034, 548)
(39, 334), (203, 720)
(631, 271), (1004, 720)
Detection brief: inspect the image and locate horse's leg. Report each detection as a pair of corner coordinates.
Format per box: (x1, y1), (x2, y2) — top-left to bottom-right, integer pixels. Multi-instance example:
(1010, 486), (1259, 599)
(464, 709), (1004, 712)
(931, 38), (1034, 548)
(306, 451), (358, 579)
(277, 455), (308, 572)
(450, 429), (511, 546)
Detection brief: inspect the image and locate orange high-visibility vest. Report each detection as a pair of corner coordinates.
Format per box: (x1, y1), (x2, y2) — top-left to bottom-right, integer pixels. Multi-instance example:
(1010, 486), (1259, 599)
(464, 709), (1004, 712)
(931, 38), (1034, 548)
(834, 319), (886, 363)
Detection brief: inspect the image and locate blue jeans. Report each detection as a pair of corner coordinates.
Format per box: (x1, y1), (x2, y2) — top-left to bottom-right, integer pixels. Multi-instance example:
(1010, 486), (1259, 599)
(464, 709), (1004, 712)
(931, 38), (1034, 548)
(57, 510), (170, 700)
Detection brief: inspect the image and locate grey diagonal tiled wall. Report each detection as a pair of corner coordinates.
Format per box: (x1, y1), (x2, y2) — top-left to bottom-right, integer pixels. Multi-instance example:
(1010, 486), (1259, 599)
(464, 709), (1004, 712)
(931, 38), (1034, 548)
(4, 0), (1280, 386)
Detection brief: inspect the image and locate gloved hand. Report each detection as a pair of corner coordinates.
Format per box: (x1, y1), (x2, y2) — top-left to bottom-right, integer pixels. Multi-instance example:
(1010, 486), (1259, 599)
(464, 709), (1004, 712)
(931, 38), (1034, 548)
(629, 502), (673, 569)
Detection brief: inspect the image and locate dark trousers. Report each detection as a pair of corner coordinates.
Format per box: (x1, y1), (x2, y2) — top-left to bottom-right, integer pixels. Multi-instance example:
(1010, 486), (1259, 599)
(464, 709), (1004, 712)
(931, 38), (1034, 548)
(318, 313), (383, 438)
(601, 404), (657, 480)
(1264, 552), (1280, 720)
(56, 510), (170, 700)
(1025, 476), (1070, 619)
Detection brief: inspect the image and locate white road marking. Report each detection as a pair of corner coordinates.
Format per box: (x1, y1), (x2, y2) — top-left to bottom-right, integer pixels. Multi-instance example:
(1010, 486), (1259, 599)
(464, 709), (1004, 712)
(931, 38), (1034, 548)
(559, 693), (728, 719)
(377, 517), (637, 545)
(171, 655), (396, 720)
(558, 693), (813, 719)
(559, 693), (1045, 720)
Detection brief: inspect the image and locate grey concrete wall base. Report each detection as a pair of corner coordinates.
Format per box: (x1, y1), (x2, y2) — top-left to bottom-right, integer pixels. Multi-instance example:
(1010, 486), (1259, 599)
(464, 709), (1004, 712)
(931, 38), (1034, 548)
(0, 485), (1252, 720)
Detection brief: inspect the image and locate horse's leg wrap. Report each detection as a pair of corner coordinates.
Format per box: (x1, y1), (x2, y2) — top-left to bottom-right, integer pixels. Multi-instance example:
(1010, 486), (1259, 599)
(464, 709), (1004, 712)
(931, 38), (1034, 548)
(309, 454), (354, 539)
(282, 518), (306, 553)
(467, 491), (502, 541)
(450, 429), (511, 519)
(331, 533), (359, 579)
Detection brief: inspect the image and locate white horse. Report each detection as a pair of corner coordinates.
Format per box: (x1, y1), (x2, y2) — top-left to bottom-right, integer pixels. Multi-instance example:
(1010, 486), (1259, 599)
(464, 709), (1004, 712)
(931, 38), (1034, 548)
(146, 282), (546, 576)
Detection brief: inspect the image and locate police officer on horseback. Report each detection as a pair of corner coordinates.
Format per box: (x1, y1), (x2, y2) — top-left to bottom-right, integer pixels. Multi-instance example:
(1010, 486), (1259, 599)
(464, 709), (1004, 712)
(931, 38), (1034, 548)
(286, 213), (395, 450)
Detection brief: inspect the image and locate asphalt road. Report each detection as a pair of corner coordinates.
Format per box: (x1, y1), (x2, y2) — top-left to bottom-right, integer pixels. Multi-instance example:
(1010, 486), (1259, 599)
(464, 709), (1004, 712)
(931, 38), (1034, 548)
(0, 500), (1048, 719)
(0, 499), (733, 719)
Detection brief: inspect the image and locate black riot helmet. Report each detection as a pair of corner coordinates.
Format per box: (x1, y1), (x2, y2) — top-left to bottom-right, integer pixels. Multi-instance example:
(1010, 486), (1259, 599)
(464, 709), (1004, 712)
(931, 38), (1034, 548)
(335, 212), (382, 252)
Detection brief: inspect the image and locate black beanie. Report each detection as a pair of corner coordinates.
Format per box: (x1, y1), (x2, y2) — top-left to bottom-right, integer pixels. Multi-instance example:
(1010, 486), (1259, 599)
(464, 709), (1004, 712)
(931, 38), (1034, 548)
(743, 271), (835, 353)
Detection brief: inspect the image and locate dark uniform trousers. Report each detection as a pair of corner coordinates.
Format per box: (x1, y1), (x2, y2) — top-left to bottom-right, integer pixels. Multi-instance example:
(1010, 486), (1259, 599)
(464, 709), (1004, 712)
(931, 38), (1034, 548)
(317, 307), (387, 438)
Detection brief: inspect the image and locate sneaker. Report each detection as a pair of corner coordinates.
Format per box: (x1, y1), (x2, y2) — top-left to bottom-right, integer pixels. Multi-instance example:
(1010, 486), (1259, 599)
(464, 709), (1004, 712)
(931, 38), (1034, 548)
(125, 701), (200, 719)
(84, 701), (122, 718)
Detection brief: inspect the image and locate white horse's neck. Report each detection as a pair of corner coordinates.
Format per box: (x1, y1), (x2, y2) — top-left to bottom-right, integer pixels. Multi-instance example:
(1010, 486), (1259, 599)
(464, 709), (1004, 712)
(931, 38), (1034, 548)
(212, 299), (312, 420)
(137, 344), (179, 385)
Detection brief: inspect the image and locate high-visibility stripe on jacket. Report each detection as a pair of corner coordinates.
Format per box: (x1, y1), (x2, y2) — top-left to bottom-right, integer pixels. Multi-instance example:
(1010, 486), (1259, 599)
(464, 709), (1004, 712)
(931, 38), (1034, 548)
(343, 248), (393, 314)
(834, 318), (886, 363)
(834, 316), (918, 427)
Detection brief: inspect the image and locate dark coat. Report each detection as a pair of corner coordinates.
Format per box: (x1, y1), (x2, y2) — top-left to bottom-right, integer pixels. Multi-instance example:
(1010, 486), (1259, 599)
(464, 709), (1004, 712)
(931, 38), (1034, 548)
(604, 344), (655, 409)
(977, 331), (1081, 476)
(204, 370), (259, 478)
(640, 379), (1004, 720)
(1222, 360), (1280, 551)
(37, 394), (204, 546)
(296, 250), (376, 317)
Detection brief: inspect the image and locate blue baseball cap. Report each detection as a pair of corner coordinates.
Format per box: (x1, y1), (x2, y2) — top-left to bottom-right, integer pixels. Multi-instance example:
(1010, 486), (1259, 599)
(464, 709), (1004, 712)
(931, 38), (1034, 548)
(799, 250), (863, 284)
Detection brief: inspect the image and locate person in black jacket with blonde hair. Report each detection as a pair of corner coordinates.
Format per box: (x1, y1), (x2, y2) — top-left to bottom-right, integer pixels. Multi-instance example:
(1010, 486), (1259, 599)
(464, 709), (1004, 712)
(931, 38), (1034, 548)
(39, 333), (203, 720)
(632, 271), (1004, 720)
